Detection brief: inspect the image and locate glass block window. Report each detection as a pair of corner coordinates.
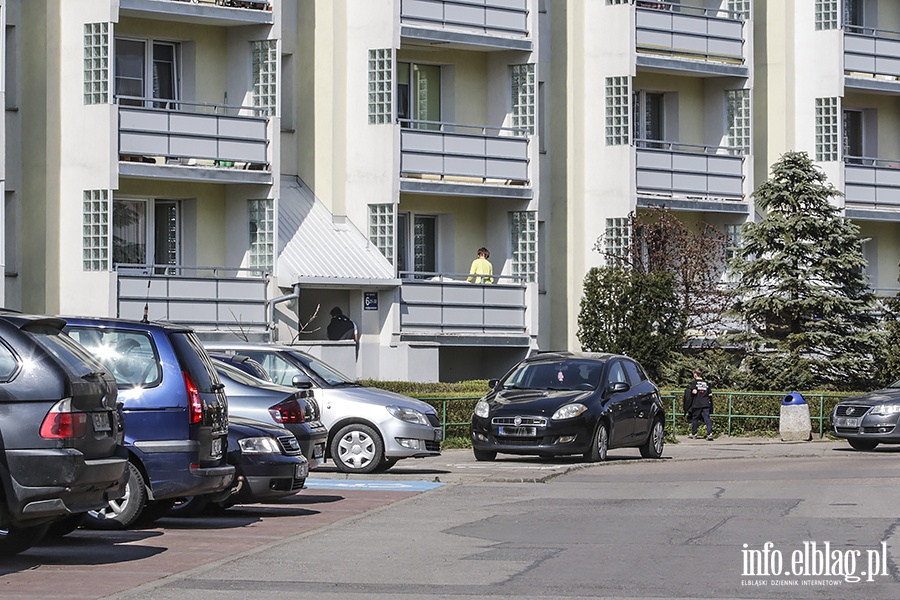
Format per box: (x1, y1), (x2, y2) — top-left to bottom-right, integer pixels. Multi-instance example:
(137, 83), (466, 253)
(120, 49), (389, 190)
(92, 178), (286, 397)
(605, 76), (630, 145)
(511, 64), (535, 134)
(368, 204), (394, 264)
(368, 49), (392, 125)
(252, 40), (277, 116)
(248, 199), (274, 272)
(726, 89), (751, 154)
(727, 0), (750, 18)
(84, 23), (110, 105)
(815, 0), (839, 30)
(605, 218), (630, 262)
(83, 190), (109, 271)
(510, 211), (537, 283)
(815, 97), (839, 162)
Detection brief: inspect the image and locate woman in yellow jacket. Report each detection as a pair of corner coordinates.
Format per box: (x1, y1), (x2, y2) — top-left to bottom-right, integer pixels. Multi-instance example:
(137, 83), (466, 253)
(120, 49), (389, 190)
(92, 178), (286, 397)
(467, 247), (493, 284)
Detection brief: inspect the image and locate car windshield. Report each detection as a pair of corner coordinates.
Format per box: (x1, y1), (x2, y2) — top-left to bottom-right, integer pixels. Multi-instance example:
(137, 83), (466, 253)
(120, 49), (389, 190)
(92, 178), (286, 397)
(888, 380), (900, 388)
(501, 358), (602, 392)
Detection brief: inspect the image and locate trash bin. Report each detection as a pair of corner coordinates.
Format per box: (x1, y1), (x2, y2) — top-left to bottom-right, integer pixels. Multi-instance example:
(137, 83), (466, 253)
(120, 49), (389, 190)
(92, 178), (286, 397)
(780, 392), (812, 441)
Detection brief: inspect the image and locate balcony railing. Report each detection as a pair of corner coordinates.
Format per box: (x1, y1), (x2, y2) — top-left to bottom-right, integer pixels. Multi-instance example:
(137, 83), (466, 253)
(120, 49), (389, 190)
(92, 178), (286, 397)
(399, 272), (527, 334)
(635, 140), (745, 202)
(119, 0), (274, 25)
(635, 0), (746, 63)
(844, 156), (900, 211)
(116, 265), (269, 333)
(845, 27), (900, 80)
(400, 119), (530, 185)
(118, 96), (270, 171)
(400, 0), (529, 38)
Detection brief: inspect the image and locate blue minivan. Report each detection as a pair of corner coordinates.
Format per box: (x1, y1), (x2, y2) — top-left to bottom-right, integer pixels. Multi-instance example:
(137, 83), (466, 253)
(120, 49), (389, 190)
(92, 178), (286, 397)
(63, 318), (235, 529)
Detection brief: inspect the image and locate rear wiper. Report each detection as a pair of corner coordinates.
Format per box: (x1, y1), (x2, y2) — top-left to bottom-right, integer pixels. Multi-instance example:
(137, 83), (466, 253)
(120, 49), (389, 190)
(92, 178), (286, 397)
(81, 370), (105, 380)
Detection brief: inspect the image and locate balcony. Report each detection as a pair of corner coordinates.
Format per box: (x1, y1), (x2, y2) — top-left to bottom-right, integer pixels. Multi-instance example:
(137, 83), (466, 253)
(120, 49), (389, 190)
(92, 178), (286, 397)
(398, 273), (528, 344)
(399, 120), (531, 199)
(118, 97), (272, 184)
(635, 141), (747, 213)
(116, 265), (270, 337)
(119, 0), (274, 26)
(844, 27), (900, 93)
(635, 0), (748, 77)
(843, 157), (900, 220)
(400, 0), (532, 52)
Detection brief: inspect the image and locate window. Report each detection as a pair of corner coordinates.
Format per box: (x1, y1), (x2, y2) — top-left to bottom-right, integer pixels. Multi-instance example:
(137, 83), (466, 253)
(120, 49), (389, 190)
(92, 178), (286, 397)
(607, 361), (628, 387)
(727, 0), (750, 18)
(605, 218), (630, 263)
(84, 23), (110, 105)
(67, 329), (161, 387)
(397, 62), (441, 128)
(633, 90), (665, 148)
(83, 190), (110, 272)
(724, 223), (742, 279)
(368, 49), (392, 125)
(397, 213), (436, 278)
(815, 97), (839, 161)
(112, 199), (180, 273)
(843, 109), (863, 162)
(605, 76), (630, 145)
(726, 89), (751, 154)
(510, 211), (537, 283)
(511, 64), (535, 134)
(815, 0), (839, 30)
(115, 38), (178, 107)
(248, 199), (274, 273)
(844, 0), (867, 33)
(252, 40), (277, 116)
(368, 204), (395, 265)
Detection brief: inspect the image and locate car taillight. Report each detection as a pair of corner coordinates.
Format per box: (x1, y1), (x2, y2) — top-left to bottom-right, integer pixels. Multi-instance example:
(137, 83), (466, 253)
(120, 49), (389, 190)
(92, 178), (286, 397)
(40, 397), (88, 439)
(183, 371), (203, 425)
(269, 398), (305, 424)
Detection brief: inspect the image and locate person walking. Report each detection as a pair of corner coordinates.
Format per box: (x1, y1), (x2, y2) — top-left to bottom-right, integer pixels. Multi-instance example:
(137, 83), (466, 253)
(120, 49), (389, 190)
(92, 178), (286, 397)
(683, 367), (714, 440)
(467, 247), (494, 284)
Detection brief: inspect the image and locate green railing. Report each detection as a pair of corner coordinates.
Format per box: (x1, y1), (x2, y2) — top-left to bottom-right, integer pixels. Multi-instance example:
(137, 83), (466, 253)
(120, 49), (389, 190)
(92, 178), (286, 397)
(420, 391), (852, 440)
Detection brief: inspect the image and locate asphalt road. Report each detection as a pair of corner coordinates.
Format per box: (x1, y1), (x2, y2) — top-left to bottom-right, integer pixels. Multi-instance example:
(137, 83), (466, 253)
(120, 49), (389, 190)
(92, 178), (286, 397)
(3, 438), (899, 599)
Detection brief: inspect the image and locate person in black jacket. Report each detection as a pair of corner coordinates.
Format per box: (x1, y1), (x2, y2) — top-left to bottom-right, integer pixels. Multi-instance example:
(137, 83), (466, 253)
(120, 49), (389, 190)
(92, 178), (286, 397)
(327, 306), (358, 342)
(683, 367), (714, 440)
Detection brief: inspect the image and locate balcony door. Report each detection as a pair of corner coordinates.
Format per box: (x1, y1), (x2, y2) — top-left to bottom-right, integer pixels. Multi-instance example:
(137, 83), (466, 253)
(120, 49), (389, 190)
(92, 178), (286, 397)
(633, 91), (665, 149)
(843, 109), (864, 164)
(397, 213), (437, 278)
(113, 199), (180, 274)
(397, 62), (441, 129)
(115, 38), (179, 108)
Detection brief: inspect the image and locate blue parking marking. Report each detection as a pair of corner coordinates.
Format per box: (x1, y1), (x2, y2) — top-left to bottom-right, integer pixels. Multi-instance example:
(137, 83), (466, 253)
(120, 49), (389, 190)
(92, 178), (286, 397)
(304, 479), (444, 492)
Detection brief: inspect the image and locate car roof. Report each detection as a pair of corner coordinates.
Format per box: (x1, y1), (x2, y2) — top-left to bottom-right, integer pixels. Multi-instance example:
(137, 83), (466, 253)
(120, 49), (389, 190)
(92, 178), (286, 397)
(526, 351), (619, 363)
(61, 315), (194, 333)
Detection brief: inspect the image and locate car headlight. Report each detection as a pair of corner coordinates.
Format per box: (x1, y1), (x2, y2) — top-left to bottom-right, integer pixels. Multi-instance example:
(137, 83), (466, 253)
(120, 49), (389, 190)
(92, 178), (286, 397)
(552, 403), (587, 420)
(870, 404), (900, 416)
(386, 405), (430, 425)
(237, 436), (281, 454)
(474, 400), (490, 419)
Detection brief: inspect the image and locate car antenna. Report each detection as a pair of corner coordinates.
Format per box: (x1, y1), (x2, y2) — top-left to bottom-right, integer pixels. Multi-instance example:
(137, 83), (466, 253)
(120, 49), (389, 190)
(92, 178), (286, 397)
(141, 278), (150, 324)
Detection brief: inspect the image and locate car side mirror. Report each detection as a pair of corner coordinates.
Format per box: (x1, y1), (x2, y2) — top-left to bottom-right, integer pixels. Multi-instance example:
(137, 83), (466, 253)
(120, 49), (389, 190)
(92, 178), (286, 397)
(291, 373), (313, 390)
(608, 381), (630, 395)
(488, 379), (499, 389)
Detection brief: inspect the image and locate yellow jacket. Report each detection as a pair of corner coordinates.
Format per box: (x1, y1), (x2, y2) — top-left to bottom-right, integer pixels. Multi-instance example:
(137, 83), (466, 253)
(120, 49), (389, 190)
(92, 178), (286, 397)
(467, 257), (494, 284)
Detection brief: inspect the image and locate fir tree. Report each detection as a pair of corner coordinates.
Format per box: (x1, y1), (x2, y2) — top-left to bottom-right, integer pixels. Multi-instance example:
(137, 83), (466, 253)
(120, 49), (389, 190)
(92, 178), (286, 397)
(730, 151), (880, 391)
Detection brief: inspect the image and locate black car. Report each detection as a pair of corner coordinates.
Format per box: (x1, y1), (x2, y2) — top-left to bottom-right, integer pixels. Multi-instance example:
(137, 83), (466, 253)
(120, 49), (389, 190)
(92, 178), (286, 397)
(832, 381), (900, 450)
(0, 313), (128, 555)
(470, 352), (665, 462)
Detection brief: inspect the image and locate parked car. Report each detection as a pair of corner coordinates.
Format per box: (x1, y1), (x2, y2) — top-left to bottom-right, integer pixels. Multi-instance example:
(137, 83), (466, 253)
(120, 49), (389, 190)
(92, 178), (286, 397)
(470, 352), (666, 462)
(63, 317), (235, 529)
(204, 342), (443, 473)
(0, 312), (128, 555)
(212, 359), (328, 469)
(169, 416), (309, 516)
(208, 352), (272, 382)
(832, 381), (900, 450)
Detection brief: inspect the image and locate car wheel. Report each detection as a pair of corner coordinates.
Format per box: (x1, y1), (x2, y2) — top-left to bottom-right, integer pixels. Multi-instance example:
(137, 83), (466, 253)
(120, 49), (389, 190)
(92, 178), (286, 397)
(0, 522), (50, 556)
(639, 418), (665, 459)
(371, 458), (399, 473)
(43, 513), (86, 538)
(165, 496), (210, 518)
(473, 448), (497, 461)
(848, 439), (879, 451)
(331, 423), (384, 474)
(82, 462), (147, 530)
(585, 422), (609, 462)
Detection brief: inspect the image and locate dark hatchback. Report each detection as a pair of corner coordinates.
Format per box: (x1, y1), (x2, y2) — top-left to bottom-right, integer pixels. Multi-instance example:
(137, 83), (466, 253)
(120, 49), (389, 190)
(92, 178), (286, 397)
(832, 381), (900, 450)
(0, 313), (127, 555)
(63, 318), (234, 528)
(471, 352), (666, 462)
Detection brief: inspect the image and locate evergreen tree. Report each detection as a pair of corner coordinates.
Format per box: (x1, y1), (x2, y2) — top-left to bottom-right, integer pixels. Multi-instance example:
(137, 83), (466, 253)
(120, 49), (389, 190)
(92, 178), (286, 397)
(730, 151), (880, 391)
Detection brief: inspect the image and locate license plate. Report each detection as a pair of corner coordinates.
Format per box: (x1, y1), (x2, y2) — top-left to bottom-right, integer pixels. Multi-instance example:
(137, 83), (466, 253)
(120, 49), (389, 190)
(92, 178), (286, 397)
(211, 437), (223, 458)
(836, 417), (860, 428)
(434, 428), (443, 442)
(92, 411), (111, 432)
(313, 444), (324, 459)
(296, 462), (309, 479)
(499, 426), (536, 437)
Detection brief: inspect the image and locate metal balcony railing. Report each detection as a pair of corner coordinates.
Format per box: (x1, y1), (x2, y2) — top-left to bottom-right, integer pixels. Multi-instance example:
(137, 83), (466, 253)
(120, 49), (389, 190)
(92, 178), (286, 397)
(845, 26), (900, 80)
(635, 0), (746, 63)
(635, 140), (746, 202)
(844, 156), (900, 211)
(400, 0), (529, 38)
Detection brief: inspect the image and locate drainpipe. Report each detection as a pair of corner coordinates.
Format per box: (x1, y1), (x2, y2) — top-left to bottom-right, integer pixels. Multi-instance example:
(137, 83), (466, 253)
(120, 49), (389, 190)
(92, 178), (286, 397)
(268, 284), (300, 343)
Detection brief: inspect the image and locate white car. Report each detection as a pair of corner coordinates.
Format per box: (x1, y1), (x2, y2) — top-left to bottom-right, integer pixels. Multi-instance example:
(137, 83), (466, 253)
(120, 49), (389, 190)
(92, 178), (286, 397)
(203, 342), (442, 473)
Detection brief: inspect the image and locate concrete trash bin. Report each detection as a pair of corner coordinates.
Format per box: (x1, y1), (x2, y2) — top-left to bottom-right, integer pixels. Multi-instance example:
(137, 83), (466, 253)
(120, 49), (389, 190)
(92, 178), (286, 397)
(780, 392), (812, 441)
